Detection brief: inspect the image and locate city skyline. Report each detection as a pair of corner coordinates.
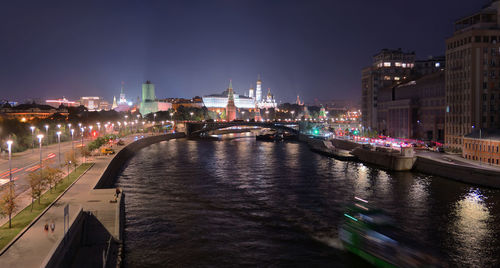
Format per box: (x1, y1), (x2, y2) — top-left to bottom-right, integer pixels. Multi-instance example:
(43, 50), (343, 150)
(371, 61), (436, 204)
(1, 0), (482, 103)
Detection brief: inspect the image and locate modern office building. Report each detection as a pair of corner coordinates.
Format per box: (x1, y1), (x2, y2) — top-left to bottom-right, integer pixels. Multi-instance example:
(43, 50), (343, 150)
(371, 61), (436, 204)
(361, 48), (416, 131)
(445, 0), (500, 149)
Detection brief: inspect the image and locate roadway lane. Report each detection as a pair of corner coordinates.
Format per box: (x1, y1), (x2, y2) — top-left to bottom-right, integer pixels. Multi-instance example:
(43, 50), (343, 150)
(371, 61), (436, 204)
(0, 139), (89, 195)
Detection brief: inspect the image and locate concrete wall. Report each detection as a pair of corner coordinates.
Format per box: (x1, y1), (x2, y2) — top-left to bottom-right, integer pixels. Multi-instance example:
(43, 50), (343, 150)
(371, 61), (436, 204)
(95, 133), (185, 189)
(414, 156), (500, 188)
(44, 208), (86, 268)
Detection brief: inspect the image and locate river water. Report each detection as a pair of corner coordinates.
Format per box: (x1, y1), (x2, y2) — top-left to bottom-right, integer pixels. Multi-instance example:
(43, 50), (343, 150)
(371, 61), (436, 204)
(116, 135), (500, 267)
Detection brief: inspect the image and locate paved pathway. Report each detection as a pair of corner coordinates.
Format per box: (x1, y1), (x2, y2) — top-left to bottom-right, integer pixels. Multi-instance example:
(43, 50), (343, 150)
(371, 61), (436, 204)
(0, 134), (142, 267)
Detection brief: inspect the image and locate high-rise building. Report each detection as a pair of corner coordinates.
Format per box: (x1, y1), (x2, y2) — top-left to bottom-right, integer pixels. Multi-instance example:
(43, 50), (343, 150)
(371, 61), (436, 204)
(256, 75), (262, 102)
(361, 49), (416, 131)
(226, 80), (237, 121)
(445, 0), (500, 149)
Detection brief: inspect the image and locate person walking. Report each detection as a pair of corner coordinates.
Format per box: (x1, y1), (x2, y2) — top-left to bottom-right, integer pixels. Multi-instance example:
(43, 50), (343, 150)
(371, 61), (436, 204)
(50, 221), (55, 232)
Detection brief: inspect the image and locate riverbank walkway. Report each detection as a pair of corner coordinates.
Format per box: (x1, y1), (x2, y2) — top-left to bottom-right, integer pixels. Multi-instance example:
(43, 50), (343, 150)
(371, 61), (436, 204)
(0, 135), (138, 267)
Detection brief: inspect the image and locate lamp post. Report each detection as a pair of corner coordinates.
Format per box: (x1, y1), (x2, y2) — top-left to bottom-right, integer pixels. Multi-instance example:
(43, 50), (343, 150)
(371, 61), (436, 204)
(81, 128), (85, 163)
(190, 112), (194, 121)
(56, 131), (61, 167)
(44, 125), (49, 146)
(7, 140), (13, 183)
(291, 110), (295, 121)
(37, 135), (44, 181)
(30, 126), (35, 152)
(71, 129), (75, 166)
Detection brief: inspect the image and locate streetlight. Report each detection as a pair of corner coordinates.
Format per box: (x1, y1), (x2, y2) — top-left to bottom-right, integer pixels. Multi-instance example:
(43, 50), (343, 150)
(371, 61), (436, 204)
(45, 124), (49, 145)
(56, 131), (62, 167)
(291, 110), (295, 121)
(30, 126), (35, 151)
(190, 112), (194, 121)
(71, 128), (75, 166)
(37, 134), (44, 178)
(6, 140), (13, 183)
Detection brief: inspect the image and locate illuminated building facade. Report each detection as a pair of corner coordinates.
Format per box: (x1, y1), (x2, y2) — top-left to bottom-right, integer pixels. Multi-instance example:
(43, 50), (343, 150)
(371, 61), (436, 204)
(45, 97), (78, 108)
(79, 96), (110, 111)
(445, 0), (500, 149)
(0, 103), (68, 122)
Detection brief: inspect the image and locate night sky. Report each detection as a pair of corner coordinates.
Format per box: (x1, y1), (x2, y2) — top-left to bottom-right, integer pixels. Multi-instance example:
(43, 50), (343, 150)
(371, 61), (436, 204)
(0, 0), (484, 104)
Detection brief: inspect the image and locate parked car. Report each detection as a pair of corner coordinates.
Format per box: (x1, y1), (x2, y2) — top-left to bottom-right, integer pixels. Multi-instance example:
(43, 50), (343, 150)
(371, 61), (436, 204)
(101, 147), (115, 155)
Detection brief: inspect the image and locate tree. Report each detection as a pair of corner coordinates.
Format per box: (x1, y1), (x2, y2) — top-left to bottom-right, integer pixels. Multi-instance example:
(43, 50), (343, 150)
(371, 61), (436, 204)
(0, 184), (16, 228)
(80, 146), (91, 162)
(28, 170), (46, 208)
(44, 166), (63, 191)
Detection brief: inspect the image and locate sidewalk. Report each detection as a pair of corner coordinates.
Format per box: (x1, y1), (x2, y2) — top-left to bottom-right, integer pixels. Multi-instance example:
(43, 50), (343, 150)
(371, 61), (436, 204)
(416, 150), (500, 173)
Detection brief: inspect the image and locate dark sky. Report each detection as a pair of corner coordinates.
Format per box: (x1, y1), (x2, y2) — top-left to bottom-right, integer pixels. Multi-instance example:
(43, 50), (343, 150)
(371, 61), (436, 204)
(0, 0), (485, 103)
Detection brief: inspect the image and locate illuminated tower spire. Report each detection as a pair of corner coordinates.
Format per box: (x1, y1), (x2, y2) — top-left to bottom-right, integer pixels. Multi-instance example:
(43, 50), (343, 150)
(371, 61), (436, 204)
(226, 79), (236, 121)
(119, 82), (127, 104)
(112, 96), (118, 109)
(256, 74), (262, 102)
(249, 84), (255, 100)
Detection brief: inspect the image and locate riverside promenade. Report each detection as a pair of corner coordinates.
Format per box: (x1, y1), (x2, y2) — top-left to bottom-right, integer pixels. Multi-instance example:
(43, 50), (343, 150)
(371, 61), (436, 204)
(0, 133), (185, 267)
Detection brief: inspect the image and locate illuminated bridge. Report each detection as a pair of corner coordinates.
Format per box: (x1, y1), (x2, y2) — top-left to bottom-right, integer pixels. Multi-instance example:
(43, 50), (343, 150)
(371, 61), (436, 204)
(185, 121), (300, 136)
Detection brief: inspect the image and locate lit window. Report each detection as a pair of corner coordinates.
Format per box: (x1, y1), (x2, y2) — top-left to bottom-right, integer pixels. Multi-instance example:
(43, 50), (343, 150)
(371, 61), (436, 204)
(394, 77), (400, 81)
(384, 76), (391, 80)
(402, 63), (407, 68)
(395, 62), (402, 67)
(383, 62), (391, 67)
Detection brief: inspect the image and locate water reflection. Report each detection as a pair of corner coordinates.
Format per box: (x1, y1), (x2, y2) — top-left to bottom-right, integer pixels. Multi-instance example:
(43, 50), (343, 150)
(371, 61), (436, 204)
(450, 189), (492, 267)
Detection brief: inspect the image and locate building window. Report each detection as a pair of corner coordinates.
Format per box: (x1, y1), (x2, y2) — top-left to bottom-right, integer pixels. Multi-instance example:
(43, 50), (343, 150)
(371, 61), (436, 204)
(395, 62), (402, 67)
(384, 62), (391, 67)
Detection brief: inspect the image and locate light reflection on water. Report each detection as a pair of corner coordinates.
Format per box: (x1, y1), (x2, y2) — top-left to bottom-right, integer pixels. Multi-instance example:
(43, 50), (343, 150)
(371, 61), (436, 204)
(449, 189), (493, 267)
(117, 137), (500, 267)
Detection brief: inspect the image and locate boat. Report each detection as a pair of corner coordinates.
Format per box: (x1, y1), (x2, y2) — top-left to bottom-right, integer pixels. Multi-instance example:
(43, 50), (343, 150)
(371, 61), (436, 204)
(256, 133), (278, 142)
(308, 139), (356, 160)
(351, 145), (416, 171)
(339, 198), (444, 268)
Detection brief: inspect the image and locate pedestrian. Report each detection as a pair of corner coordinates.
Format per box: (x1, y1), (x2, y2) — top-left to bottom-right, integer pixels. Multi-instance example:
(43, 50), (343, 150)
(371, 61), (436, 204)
(115, 187), (121, 197)
(50, 221), (55, 232)
(44, 223), (49, 232)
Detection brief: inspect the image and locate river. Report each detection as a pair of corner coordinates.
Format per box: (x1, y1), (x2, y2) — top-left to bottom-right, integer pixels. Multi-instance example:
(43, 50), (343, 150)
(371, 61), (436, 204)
(116, 135), (500, 267)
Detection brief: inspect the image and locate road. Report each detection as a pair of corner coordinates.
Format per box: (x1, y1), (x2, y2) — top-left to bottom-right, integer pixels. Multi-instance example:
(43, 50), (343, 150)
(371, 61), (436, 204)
(0, 139), (88, 195)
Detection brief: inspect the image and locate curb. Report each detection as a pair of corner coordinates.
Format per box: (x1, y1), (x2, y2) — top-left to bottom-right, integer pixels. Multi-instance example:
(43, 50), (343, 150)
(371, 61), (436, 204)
(0, 163), (95, 256)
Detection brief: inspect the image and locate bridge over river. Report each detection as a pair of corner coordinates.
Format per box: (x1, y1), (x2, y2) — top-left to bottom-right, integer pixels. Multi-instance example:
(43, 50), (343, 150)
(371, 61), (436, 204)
(185, 121), (300, 136)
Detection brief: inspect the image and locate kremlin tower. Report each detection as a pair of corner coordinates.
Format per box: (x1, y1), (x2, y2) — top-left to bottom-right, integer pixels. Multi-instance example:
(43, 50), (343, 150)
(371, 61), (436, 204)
(255, 74), (262, 102)
(226, 80), (237, 121)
